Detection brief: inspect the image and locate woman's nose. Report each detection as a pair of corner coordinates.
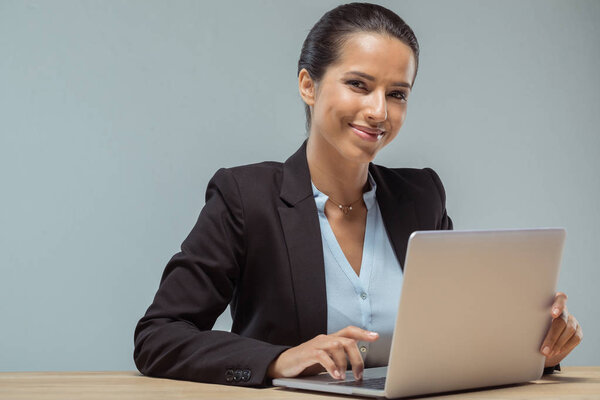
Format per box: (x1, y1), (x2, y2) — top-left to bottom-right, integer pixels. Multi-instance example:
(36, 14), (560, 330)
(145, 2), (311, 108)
(365, 91), (387, 122)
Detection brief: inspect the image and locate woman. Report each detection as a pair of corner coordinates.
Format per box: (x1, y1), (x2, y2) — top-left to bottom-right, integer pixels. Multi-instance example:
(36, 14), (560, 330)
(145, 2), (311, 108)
(133, 2), (582, 387)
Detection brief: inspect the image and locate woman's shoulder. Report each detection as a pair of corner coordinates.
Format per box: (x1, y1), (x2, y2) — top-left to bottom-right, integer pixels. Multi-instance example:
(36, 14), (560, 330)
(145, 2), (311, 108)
(206, 160), (285, 201)
(369, 163), (448, 202)
(212, 160), (284, 184)
(370, 163), (446, 186)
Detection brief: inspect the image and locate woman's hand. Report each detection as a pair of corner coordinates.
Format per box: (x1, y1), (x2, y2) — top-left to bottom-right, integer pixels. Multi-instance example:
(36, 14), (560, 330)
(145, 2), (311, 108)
(267, 326), (379, 380)
(540, 292), (583, 368)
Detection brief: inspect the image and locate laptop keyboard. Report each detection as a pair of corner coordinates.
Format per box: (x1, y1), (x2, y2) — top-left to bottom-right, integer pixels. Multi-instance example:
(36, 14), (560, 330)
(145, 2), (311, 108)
(329, 376), (386, 390)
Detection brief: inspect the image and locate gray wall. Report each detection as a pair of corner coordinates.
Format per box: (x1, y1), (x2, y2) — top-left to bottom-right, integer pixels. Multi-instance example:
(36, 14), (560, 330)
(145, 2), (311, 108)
(1, 0), (598, 371)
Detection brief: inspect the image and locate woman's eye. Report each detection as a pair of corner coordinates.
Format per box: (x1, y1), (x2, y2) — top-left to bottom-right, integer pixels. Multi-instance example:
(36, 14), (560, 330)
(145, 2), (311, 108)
(347, 80), (407, 101)
(390, 91), (407, 101)
(347, 80), (365, 89)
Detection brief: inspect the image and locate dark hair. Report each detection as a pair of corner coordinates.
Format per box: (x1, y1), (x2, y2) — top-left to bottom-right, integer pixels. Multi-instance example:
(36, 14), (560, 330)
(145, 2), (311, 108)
(297, 2), (420, 132)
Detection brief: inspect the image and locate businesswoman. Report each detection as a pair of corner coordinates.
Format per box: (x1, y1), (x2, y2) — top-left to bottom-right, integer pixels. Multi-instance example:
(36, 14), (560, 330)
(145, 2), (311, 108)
(134, 2), (582, 386)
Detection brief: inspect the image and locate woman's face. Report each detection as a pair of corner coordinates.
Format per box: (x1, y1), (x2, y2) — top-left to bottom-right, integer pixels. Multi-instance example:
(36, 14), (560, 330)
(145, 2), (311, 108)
(301, 32), (416, 164)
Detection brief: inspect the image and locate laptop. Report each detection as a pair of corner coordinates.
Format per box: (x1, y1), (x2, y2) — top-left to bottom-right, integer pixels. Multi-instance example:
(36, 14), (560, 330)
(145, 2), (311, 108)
(273, 228), (565, 398)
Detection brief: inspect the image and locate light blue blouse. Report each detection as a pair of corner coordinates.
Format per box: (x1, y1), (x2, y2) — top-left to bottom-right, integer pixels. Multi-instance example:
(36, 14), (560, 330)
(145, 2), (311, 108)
(311, 172), (403, 367)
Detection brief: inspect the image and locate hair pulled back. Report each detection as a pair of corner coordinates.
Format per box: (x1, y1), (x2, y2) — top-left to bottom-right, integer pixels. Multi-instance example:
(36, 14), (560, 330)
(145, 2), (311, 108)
(298, 2), (419, 132)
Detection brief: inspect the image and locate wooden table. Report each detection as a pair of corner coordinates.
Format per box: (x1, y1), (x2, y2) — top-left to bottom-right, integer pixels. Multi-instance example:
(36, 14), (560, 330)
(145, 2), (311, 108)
(1, 367), (599, 399)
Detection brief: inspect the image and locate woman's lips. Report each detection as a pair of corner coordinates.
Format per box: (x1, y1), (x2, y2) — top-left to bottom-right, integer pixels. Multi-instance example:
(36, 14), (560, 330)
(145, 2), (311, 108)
(349, 124), (384, 142)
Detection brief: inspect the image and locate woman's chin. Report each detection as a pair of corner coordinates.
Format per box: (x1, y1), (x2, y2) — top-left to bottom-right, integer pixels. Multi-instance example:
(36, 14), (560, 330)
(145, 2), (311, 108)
(340, 141), (380, 164)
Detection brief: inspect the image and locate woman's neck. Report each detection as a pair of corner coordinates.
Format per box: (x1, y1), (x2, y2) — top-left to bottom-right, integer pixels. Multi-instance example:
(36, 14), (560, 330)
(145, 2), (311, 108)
(306, 134), (370, 204)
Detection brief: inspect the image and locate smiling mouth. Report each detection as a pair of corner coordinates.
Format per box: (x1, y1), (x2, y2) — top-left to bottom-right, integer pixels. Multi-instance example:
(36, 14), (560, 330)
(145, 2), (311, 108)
(349, 123), (385, 141)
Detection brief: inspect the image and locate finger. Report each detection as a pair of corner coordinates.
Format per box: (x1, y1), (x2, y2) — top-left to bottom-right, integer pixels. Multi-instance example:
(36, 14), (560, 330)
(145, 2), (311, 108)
(334, 326), (379, 342)
(326, 340), (349, 379)
(555, 323), (583, 358)
(315, 349), (342, 380)
(551, 315), (578, 356)
(540, 317), (567, 356)
(340, 339), (365, 380)
(551, 292), (568, 318)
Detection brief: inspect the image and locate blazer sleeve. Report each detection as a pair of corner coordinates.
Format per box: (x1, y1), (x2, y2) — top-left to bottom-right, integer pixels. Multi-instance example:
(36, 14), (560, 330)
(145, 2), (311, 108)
(424, 167), (453, 230)
(133, 168), (289, 386)
(543, 364), (561, 374)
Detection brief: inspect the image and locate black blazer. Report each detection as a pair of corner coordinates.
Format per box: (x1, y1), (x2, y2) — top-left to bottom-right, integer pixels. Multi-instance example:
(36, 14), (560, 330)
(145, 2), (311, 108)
(133, 140), (453, 386)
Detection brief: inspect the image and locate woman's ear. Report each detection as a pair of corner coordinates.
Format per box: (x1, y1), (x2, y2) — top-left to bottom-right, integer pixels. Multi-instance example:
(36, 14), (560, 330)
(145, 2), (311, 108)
(298, 68), (316, 106)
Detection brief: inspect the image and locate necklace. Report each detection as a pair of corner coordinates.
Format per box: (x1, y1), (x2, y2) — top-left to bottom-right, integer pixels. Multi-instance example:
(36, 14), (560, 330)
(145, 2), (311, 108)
(327, 196), (363, 215)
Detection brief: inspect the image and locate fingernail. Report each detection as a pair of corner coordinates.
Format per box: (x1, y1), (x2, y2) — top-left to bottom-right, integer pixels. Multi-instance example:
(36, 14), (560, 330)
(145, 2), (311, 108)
(542, 346), (550, 356)
(368, 331), (378, 337)
(339, 369), (345, 378)
(333, 370), (340, 379)
(553, 307), (560, 315)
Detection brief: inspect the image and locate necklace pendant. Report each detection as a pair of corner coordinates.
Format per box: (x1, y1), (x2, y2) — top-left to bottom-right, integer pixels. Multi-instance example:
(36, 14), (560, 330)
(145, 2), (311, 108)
(341, 206), (350, 215)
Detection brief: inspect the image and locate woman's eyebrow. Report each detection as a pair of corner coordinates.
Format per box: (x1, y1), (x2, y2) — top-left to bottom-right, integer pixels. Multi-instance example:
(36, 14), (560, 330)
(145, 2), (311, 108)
(344, 70), (411, 89)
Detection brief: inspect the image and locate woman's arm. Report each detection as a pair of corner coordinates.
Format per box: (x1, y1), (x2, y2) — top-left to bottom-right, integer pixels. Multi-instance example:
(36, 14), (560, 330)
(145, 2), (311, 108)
(133, 168), (289, 386)
(424, 167), (453, 230)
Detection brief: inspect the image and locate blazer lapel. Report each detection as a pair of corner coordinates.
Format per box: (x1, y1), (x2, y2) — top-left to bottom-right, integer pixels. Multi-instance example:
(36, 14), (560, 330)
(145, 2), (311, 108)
(369, 163), (420, 271)
(278, 140), (327, 343)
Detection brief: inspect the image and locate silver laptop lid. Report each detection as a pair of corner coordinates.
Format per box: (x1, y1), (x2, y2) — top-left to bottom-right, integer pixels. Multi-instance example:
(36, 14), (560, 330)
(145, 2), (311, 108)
(386, 228), (565, 398)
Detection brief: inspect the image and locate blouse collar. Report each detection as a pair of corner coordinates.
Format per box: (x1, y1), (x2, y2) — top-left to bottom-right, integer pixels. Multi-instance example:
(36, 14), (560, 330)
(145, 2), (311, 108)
(311, 172), (377, 214)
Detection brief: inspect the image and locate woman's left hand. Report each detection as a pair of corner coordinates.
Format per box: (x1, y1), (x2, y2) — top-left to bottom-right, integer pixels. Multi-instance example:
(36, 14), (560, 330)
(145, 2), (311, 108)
(540, 292), (583, 368)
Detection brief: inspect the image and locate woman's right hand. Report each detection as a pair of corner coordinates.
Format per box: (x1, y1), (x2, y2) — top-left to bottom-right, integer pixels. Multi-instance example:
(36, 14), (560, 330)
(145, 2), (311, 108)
(267, 326), (379, 381)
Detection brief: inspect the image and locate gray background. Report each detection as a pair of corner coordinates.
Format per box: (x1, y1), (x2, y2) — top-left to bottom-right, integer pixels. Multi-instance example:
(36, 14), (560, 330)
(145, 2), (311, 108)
(1, 0), (598, 371)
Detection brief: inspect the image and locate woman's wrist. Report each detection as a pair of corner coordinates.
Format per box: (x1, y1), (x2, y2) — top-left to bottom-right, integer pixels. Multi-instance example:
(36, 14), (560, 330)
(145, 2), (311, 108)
(267, 352), (285, 378)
